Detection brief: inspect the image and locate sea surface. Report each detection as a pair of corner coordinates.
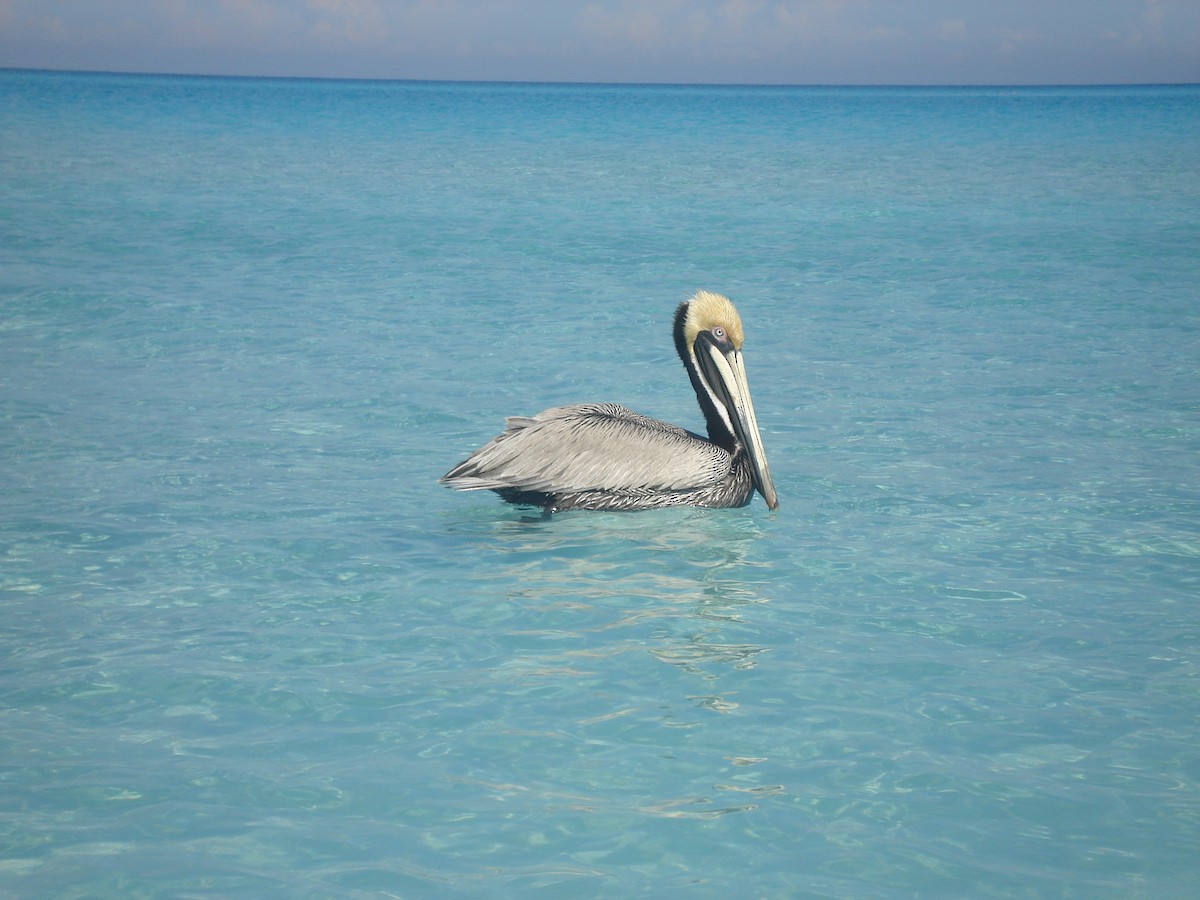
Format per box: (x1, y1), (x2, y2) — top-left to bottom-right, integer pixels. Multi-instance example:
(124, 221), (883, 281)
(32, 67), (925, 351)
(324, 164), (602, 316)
(1, 69), (1198, 897)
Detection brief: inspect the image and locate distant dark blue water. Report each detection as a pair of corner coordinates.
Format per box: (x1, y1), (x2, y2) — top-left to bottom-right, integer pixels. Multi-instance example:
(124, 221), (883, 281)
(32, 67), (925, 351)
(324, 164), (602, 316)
(2, 70), (1198, 896)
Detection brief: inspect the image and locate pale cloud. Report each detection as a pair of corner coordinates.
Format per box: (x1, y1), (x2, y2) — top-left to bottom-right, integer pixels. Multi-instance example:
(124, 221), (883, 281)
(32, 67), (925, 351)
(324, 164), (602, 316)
(937, 18), (966, 40)
(579, 3), (666, 47)
(680, 7), (714, 42)
(771, 0), (869, 45)
(148, 0), (308, 50)
(308, 0), (387, 46)
(577, 1), (727, 49)
(1, 0), (1197, 84)
(626, 9), (665, 44)
(998, 27), (1043, 56)
(719, 0), (763, 33)
(577, 0), (873, 62)
(1094, 0), (1169, 49)
(1000, 28), (1043, 43)
(1143, 0), (1165, 33)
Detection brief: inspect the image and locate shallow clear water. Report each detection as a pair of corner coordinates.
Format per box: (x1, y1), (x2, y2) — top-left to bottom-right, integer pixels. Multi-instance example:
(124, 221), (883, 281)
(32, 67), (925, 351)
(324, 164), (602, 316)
(2, 71), (1198, 896)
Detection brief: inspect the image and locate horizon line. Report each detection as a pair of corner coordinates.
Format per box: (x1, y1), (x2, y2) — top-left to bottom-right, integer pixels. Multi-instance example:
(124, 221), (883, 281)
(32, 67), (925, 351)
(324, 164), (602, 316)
(4, 65), (1198, 92)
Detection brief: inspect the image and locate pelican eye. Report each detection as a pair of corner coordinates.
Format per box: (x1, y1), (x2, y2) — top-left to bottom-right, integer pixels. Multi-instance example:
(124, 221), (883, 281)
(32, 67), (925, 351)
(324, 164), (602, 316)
(711, 325), (728, 344)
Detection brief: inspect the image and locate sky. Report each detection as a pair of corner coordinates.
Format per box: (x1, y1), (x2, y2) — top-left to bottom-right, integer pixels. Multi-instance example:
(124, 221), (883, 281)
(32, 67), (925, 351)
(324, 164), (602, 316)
(1, 0), (1197, 86)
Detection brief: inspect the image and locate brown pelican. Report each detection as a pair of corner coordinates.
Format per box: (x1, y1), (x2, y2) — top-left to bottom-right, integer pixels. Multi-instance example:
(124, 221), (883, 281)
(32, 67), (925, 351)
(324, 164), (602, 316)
(440, 290), (778, 512)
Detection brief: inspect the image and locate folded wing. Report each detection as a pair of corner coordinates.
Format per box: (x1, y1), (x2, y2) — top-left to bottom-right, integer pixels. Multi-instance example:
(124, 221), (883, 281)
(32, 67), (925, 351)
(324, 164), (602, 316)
(441, 403), (732, 496)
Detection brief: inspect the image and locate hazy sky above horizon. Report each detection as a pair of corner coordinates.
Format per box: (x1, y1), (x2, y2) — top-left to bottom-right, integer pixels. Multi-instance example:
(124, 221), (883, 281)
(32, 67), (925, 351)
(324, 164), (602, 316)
(2, 1), (1197, 85)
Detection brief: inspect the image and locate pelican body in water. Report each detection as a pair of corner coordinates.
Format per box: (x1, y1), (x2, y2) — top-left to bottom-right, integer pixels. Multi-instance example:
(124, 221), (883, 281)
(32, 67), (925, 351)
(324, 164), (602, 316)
(441, 291), (778, 512)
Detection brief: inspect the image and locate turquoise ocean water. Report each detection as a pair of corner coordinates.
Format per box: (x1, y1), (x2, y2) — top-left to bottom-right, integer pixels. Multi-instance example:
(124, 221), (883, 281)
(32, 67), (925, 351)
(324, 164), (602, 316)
(2, 70), (1198, 896)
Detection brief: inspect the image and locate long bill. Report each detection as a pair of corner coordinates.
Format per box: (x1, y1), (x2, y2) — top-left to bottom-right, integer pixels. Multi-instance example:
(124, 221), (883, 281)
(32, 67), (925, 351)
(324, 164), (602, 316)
(695, 342), (780, 510)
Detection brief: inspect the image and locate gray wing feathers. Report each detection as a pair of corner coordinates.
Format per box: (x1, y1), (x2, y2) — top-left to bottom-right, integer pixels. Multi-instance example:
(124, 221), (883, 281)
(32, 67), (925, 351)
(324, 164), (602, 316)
(442, 403), (730, 494)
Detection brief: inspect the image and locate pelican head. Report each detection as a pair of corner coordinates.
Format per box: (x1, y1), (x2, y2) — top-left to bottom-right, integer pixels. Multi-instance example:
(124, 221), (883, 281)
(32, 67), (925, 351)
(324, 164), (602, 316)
(675, 291), (779, 510)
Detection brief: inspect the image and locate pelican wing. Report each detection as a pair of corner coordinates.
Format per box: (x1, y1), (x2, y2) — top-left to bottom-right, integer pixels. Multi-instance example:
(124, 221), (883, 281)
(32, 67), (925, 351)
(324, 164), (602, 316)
(441, 403), (732, 496)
